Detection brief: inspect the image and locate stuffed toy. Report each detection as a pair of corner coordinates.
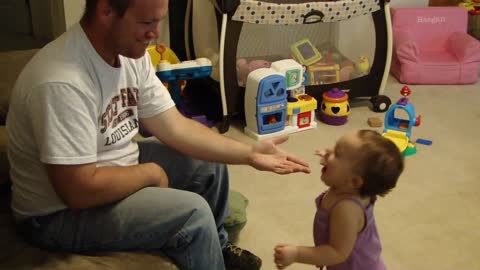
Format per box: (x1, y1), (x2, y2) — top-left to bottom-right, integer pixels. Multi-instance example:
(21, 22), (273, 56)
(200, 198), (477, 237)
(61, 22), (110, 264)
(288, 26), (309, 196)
(236, 58), (271, 86)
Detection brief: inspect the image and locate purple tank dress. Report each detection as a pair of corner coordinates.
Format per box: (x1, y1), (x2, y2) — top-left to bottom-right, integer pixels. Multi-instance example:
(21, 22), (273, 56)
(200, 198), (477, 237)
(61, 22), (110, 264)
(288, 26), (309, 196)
(313, 192), (386, 270)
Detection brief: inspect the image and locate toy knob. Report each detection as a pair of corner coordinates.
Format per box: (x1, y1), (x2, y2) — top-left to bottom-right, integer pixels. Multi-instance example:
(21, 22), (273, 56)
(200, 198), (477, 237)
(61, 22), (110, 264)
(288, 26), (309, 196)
(156, 43), (167, 61)
(322, 88), (348, 102)
(400, 85), (411, 97)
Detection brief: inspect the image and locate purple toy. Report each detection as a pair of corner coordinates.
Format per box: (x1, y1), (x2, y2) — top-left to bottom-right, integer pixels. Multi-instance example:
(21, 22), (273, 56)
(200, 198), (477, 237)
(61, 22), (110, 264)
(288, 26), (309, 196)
(319, 87), (350, 126)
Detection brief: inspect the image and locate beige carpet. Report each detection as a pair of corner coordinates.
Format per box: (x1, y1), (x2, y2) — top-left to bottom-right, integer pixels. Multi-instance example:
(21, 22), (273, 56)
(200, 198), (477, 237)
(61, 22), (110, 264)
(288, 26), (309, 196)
(224, 75), (480, 270)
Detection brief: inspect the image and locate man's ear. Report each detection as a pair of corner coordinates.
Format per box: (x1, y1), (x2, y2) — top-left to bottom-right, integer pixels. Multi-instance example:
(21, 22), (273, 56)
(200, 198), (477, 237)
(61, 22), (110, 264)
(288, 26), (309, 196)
(98, 0), (113, 17)
(352, 175), (364, 189)
(95, 0), (117, 27)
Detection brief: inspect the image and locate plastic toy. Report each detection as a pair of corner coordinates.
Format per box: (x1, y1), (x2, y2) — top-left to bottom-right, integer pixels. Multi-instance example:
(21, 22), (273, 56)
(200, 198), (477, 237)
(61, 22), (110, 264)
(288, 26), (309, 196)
(319, 88), (350, 126)
(156, 58), (212, 107)
(244, 59), (317, 140)
(416, 138), (432, 145)
(147, 44), (214, 127)
(270, 59), (303, 90)
(244, 68), (287, 137)
(367, 117), (383, 128)
(147, 44), (186, 92)
(286, 93), (317, 129)
(290, 38), (323, 66)
(307, 63), (340, 85)
(382, 85), (421, 156)
(140, 45), (214, 137)
(149, 43), (181, 66)
(458, 0), (480, 14)
(355, 55), (370, 76)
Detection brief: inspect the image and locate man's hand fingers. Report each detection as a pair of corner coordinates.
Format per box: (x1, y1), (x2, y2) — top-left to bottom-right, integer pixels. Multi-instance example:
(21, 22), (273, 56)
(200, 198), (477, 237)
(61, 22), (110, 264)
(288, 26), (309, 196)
(272, 161), (311, 174)
(286, 155), (310, 169)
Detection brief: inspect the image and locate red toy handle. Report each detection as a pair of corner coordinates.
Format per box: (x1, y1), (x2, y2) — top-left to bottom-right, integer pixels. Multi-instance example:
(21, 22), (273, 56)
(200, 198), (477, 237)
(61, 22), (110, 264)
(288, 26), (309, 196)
(415, 115), (421, 126)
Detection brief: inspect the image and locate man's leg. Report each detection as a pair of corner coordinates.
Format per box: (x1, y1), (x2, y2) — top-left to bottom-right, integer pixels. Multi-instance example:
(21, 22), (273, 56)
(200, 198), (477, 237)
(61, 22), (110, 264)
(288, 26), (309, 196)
(137, 138), (262, 270)
(20, 187), (224, 270)
(137, 137), (230, 247)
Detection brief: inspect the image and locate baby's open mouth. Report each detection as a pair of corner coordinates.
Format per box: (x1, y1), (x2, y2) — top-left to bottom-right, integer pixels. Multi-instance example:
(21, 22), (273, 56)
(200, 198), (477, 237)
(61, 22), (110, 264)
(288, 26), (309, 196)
(321, 166), (327, 174)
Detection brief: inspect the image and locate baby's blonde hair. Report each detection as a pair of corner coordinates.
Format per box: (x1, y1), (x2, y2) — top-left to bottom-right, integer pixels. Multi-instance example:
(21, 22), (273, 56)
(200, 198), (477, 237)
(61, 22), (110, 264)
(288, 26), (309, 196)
(354, 130), (404, 197)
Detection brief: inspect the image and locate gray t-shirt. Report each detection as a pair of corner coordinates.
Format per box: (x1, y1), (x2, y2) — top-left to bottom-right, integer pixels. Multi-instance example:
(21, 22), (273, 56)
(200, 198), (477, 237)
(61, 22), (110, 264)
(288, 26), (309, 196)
(6, 23), (175, 218)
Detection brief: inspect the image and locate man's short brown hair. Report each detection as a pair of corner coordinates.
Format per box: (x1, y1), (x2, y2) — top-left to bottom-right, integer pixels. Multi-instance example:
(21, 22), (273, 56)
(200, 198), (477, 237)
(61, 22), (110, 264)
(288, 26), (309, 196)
(84, 0), (132, 22)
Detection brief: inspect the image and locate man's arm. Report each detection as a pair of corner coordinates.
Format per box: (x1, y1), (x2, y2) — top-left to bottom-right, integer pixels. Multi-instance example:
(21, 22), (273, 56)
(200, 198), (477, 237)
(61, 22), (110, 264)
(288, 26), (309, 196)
(141, 107), (251, 164)
(140, 107), (311, 174)
(46, 162), (168, 209)
(28, 83), (169, 209)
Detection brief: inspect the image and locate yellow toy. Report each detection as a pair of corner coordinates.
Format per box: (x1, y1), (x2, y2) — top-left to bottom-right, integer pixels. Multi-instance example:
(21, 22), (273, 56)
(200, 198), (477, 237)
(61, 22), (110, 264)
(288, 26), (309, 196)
(458, 0), (480, 14)
(147, 43), (181, 66)
(290, 38), (323, 66)
(355, 55), (370, 76)
(286, 94), (318, 128)
(146, 43), (186, 91)
(307, 62), (340, 85)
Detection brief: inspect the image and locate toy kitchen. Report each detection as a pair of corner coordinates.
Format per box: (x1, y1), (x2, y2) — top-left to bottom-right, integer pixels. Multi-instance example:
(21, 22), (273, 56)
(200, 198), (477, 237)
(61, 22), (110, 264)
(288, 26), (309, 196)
(244, 59), (318, 140)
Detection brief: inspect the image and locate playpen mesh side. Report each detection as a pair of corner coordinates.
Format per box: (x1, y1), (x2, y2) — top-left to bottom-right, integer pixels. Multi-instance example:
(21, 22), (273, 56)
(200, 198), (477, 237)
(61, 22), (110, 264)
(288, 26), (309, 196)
(235, 13), (376, 87)
(236, 23), (336, 59)
(191, 0), (379, 87)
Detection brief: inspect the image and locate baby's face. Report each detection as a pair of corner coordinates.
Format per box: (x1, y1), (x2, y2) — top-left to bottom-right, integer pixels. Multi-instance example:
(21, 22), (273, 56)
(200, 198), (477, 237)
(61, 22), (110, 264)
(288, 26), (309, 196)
(317, 131), (362, 188)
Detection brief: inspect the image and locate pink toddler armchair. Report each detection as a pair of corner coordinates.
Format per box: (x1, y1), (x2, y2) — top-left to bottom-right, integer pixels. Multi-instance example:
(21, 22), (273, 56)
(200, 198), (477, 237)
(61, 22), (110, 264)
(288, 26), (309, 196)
(391, 7), (480, 84)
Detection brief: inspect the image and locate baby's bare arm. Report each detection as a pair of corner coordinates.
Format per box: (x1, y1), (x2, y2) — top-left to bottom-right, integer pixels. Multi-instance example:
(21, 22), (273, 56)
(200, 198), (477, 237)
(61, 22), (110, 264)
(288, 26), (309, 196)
(279, 200), (364, 267)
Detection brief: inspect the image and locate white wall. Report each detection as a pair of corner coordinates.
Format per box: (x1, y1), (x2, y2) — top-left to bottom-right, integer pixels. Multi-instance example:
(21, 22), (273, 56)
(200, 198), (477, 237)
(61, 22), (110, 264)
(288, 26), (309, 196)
(337, 0), (429, 63)
(63, 0), (84, 30)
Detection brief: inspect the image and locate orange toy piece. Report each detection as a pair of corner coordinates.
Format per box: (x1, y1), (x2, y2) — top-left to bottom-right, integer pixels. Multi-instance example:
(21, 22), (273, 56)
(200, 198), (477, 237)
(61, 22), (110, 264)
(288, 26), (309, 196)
(398, 122), (409, 129)
(147, 43), (186, 92)
(267, 115), (278, 124)
(156, 43), (167, 62)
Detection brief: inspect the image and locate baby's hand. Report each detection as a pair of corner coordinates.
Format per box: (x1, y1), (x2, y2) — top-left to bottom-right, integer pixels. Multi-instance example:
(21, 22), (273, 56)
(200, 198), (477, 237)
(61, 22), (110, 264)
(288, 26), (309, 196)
(315, 149), (328, 166)
(274, 244), (298, 270)
(315, 149), (326, 157)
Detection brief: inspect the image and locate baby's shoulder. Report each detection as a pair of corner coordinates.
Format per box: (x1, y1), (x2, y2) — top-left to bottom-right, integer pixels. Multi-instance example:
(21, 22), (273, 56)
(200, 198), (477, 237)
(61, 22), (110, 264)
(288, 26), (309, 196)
(331, 199), (364, 214)
(329, 199), (366, 231)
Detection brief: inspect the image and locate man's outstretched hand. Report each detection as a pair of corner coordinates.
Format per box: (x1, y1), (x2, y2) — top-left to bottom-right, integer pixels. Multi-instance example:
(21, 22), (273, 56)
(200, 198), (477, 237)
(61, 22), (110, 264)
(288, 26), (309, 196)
(248, 136), (311, 174)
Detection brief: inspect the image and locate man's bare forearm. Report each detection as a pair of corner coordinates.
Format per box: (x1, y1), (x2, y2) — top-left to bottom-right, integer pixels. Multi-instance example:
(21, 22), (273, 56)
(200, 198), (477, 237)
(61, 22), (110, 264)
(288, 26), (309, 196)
(47, 162), (167, 209)
(141, 109), (253, 165)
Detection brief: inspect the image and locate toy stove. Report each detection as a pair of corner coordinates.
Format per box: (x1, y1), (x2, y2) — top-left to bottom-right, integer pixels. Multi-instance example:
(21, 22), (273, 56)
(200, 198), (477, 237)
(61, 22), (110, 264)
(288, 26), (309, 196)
(244, 68), (287, 135)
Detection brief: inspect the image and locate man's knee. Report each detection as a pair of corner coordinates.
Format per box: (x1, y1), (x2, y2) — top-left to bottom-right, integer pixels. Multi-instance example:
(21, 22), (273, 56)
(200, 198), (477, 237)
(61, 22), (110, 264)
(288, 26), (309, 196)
(173, 192), (213, 219)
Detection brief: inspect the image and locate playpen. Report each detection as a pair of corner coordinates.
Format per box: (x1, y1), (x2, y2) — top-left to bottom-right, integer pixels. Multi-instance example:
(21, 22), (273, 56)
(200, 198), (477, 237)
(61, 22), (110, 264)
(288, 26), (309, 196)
(186, 0), (393, 133)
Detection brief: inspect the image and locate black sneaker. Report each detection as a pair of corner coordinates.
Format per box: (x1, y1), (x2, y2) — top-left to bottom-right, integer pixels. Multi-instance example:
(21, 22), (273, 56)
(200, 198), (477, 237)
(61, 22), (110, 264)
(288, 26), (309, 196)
(222, 242), (262, 270)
